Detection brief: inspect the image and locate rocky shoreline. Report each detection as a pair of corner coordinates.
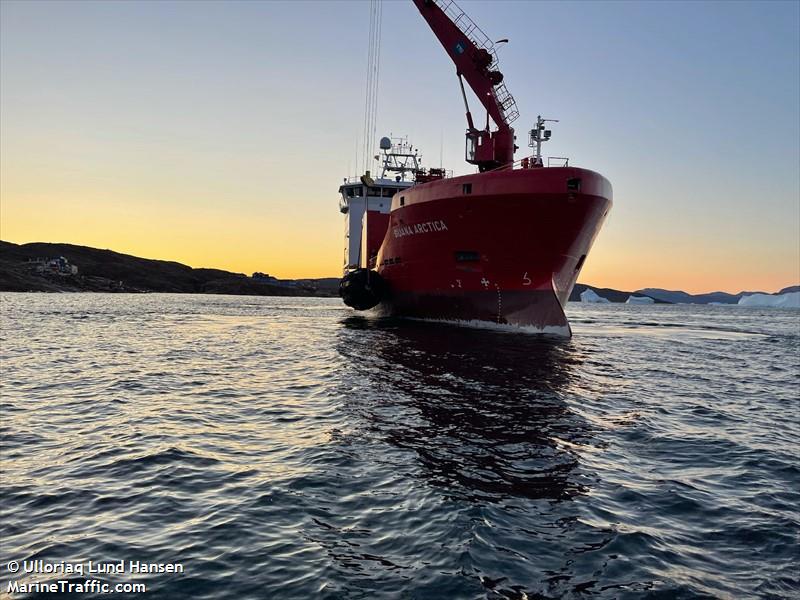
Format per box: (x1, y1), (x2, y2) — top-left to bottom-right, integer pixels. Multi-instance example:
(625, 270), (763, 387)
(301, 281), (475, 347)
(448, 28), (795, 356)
(0, 241), (338, 297)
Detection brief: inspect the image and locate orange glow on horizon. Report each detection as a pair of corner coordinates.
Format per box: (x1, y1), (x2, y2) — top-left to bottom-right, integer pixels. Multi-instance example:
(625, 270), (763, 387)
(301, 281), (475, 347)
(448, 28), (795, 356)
(1, 168), (797, 293)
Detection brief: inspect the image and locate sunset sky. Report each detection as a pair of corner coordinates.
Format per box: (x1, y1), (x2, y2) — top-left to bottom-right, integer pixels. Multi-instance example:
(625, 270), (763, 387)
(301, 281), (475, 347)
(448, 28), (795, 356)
(1, 0), (798, 293)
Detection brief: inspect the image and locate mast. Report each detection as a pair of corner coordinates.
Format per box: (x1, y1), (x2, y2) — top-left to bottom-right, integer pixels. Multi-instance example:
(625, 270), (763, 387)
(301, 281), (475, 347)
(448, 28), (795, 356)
(412, 0), (519, 171)
(529, 115), (558, 167)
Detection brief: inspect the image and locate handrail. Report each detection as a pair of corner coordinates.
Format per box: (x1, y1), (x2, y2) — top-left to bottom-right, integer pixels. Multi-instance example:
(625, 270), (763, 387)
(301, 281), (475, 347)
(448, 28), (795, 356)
(486, 154), (572, 173)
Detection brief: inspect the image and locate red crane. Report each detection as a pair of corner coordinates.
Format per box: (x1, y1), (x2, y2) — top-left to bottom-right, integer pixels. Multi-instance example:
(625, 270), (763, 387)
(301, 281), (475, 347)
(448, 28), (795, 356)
(412, 0), (520, 171)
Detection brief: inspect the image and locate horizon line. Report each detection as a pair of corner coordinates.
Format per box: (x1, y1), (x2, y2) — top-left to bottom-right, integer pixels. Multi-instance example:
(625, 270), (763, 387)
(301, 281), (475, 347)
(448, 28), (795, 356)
(1, 238), (796, 296)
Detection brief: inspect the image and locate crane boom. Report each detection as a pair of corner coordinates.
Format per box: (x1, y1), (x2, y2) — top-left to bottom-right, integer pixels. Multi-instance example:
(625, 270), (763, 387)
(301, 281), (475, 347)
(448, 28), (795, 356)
(412, 0), (519, 170)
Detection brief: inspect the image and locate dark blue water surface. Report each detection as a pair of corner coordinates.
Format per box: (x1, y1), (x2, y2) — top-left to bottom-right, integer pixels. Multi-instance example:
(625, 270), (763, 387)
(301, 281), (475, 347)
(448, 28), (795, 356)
(1, 294), (798, 599)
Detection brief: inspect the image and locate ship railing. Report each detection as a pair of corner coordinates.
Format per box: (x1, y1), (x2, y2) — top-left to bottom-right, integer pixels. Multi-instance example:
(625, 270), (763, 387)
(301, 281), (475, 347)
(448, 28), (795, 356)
(342, 169), (454, 187)
(341, 175), (393, 185)
(492, 155), (572, 172)
(341, 175), (422, 187)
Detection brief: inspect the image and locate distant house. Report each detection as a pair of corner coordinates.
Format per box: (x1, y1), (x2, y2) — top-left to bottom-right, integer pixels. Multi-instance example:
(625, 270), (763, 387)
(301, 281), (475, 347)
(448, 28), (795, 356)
(29, 256), (78, 276)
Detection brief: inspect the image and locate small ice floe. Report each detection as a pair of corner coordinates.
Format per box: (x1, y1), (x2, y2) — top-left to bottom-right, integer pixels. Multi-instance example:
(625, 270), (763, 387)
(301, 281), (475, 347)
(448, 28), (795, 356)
(625, 295), (654, 305)
(737, 291), (800, 309)
(580, 288), (611, 304)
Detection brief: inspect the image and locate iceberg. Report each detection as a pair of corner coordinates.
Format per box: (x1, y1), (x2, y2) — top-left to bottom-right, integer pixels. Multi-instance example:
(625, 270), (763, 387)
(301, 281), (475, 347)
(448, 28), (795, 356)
(737, 291), (800, 309)
(626, 295), (654, 305)
(580, 288), (611, 304)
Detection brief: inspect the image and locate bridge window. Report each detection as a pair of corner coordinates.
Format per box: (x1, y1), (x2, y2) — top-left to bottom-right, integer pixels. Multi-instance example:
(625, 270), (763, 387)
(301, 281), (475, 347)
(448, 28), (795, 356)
(346, 186), (365, 197)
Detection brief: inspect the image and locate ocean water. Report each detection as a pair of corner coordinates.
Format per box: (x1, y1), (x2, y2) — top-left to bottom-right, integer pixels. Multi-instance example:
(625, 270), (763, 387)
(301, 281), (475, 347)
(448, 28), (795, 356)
(1, 293), (798, 600)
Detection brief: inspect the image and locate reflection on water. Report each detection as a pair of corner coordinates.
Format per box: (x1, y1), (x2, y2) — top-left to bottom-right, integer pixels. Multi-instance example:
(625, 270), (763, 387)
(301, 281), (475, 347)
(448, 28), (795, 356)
(337, 317), (593, 502)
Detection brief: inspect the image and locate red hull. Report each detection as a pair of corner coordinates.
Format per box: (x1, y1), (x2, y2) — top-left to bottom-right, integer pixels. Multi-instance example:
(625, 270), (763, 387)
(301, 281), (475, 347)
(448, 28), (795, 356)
(373, 167), (612, 335)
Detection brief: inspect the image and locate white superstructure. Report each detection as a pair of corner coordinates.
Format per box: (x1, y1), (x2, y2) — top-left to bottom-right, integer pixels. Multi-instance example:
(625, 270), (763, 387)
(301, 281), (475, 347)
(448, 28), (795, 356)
(338, 137), (423, 273)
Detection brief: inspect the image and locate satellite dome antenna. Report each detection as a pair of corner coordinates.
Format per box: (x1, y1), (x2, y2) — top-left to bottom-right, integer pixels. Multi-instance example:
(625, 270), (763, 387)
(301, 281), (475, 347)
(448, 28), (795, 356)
(379, 136), (392, 151)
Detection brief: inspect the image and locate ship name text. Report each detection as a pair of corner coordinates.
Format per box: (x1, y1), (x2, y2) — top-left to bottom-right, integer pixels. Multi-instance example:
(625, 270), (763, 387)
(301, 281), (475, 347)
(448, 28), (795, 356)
(393, 220), (448, 238)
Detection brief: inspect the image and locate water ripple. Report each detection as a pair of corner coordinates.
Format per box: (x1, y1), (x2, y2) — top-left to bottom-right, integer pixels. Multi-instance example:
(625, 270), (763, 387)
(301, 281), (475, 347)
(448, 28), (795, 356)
(1, 294), (798, 599)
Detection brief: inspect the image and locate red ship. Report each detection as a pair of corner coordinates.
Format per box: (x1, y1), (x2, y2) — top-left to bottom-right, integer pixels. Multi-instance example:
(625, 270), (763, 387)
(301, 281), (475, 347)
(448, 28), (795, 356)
(339, 0), (612, 336)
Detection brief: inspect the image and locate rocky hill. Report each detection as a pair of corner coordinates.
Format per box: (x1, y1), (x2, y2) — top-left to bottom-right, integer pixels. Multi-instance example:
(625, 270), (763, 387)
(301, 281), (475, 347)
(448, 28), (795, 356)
(0, 241), (338, 296)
